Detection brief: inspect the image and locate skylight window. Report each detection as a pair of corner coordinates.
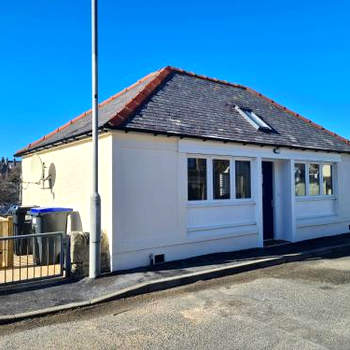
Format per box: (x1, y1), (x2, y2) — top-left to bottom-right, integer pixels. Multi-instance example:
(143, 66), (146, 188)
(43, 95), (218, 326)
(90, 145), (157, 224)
(234, 106), (273, 132)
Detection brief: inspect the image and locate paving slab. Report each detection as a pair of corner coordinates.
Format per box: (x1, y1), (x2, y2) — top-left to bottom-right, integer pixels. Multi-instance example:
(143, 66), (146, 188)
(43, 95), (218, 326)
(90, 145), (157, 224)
(0, 233), (349, 322)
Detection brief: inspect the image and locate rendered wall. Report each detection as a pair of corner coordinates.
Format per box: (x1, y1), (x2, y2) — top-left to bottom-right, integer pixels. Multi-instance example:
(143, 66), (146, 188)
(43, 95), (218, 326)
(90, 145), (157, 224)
(21, 134), (114, 268)
(112, 132), (349, 271)
(112, 133), (260, 270)
(21, 131), (350, 272)
(273, 159), (295, 242)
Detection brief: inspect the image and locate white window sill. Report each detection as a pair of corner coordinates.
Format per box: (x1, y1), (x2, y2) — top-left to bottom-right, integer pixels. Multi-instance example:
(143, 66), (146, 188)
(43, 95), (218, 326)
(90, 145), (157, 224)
(187, 199), (256, 208)
(296, 195), (336, 202)
(187, 220), (257, 233)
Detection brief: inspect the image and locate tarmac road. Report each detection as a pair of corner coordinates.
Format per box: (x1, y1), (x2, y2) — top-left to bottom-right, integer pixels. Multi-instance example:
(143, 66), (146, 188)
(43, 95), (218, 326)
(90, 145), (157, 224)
(1, 252), (350, 349)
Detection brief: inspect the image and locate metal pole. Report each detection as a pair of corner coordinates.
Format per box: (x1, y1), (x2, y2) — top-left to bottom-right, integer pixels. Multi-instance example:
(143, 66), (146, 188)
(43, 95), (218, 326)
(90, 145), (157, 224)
(89, 0), (101, 278)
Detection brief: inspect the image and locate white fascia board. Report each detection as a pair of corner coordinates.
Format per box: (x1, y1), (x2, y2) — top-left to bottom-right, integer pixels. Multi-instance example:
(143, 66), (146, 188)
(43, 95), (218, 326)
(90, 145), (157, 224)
(178, 139), (342, 163)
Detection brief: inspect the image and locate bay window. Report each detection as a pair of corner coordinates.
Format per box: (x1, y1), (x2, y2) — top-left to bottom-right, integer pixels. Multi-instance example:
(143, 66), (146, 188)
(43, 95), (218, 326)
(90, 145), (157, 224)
(295, 162), (334, 197)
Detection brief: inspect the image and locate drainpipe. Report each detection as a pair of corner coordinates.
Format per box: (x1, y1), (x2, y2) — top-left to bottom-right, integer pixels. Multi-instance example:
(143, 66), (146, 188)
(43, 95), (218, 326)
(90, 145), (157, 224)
(89, 0), (101, 278)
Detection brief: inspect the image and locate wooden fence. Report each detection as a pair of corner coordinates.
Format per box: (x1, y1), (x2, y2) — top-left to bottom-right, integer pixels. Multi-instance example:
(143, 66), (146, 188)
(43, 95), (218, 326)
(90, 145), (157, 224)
(0, 217), (14, 268)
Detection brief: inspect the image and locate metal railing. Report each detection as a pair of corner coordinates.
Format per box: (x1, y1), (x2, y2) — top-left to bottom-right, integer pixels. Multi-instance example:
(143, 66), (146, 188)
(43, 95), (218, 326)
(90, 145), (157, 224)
(0, 232), (70, 286)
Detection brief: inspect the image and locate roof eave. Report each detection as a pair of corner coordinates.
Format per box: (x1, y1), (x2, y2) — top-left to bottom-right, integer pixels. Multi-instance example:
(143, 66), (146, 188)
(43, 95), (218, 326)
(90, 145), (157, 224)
(14, 127), (109, 158)
(15, 126), (350, 157)
(111, 126), (350, 155)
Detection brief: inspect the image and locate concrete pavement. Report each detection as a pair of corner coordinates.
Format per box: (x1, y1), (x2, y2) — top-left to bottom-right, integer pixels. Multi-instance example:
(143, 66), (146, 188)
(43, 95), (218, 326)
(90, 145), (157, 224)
(0, 233), (350, 323)
(1, 253), (350, 349)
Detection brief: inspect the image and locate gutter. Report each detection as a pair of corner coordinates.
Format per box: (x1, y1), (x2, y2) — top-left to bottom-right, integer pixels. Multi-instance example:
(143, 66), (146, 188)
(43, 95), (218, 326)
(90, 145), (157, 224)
(14, 128), (109, 157)
(115, 127), (350, 155)
(15, 126), (350, 157)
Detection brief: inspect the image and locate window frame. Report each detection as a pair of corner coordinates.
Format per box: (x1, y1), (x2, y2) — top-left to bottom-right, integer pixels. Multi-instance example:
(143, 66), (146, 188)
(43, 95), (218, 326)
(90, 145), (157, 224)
(212, 158), (232, 200)
(235, 159), (252, 200)
(186, 155), (253, 205)
(294, 161), (335, 199)
(235, 105), (273, 132)
(294, 162), (306, 197)
(308, 163), (321, 196)
(187, 157), (208, 201)
(322, 164), (334, 196)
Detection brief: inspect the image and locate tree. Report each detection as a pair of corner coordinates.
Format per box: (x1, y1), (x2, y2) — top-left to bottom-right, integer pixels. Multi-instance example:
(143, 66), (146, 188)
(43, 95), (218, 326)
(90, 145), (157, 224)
(0, 164), (21, 206)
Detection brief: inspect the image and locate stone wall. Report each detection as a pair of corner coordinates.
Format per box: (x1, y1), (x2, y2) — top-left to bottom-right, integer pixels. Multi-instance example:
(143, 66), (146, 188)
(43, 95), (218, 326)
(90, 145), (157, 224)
(69, 231), (110, 277)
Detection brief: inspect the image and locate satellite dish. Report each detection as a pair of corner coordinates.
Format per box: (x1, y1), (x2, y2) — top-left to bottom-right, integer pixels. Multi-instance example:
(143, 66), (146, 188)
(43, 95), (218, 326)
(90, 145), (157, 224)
(48, 163), (56, 189)
(30, 155), (44, 184)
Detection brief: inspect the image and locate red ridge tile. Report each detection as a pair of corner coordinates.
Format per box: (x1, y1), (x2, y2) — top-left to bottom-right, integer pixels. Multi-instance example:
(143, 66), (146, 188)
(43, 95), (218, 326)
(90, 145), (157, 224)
(15, 65), (350, 156)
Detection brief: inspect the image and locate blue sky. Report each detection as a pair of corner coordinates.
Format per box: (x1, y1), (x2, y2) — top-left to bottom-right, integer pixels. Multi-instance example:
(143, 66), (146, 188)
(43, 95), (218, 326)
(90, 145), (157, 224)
(1, 1), (349, 158)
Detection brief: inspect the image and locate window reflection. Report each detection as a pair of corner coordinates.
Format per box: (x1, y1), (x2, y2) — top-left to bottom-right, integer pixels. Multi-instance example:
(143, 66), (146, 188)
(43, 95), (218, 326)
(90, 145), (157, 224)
(295, 163), (306, 196)
(213, 159), (230, 200)
(323, 164), (333, 195)
(309, 164), (320, 196)
(235, 161), (251, 199)
(188, 158), (207, 200)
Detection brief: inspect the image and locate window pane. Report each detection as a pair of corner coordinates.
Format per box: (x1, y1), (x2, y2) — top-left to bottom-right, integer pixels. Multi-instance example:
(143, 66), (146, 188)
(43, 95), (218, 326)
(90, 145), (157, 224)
(323, 164), (333, 195)
(309, 164), (320, 196)
(235, 161), (251, 199)
(295, 163), (306, 196)
(188, 158), (207, 201)
(213, 159), (230, 200)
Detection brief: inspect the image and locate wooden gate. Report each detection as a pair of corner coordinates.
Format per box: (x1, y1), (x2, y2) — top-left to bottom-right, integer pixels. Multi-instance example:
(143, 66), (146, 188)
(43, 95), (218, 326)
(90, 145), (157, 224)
(0, 217), (14, 268)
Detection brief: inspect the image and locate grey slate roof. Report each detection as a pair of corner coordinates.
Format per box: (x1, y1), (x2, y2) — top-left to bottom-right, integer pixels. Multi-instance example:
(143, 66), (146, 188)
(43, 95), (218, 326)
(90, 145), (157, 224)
(15, 67), (350, 156)
(15, 72), (157, 156)
(124, 71), (350, 153)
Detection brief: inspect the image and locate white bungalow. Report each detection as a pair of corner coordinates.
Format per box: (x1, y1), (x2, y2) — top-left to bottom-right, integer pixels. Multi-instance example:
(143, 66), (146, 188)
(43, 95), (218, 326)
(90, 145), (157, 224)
(15, 66), (350, 271)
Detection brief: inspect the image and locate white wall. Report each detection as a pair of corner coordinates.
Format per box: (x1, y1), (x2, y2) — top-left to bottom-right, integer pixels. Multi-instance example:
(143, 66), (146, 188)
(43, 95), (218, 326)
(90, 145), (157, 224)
(111, 132), (350, 270)
(273, 159), (295, 241)
(21, 134), (114, 266)
(111, 132), (260, 270)
(296, 198), (336, 219)
(21, 131), (350, 272)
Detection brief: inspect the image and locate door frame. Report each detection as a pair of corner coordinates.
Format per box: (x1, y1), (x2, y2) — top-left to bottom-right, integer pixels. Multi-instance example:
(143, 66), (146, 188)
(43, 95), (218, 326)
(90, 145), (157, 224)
(262, 159), (276, 242)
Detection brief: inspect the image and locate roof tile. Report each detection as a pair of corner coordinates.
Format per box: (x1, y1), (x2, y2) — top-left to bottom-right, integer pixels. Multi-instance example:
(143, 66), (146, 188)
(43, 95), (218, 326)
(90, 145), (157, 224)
(15, 66), (350, 157)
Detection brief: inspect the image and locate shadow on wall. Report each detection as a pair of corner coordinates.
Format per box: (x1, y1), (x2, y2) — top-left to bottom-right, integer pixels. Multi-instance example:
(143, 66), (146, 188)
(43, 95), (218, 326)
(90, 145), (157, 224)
(101, 230), (111, 273)
(68, 211), (83, 232)
(48, 162), (56, 200)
